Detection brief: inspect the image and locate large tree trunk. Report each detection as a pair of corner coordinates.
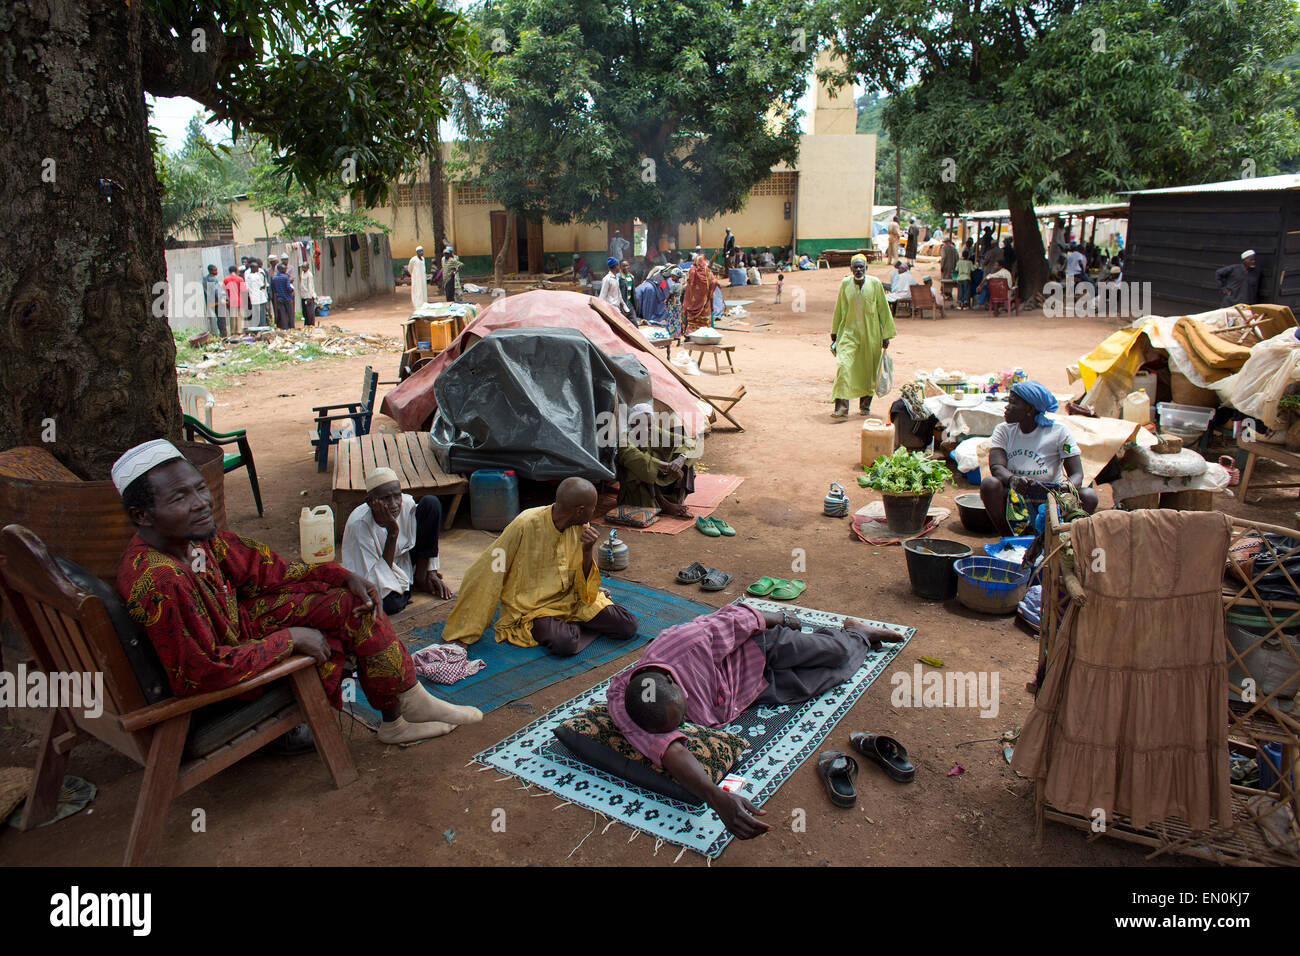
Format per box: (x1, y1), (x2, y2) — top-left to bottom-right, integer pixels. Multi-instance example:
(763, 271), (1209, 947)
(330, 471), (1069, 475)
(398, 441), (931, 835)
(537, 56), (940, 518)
(0, 0), (180, 479)
(428, 146), (446, 256)
(1007, 192), (1048, 308)
(492, 212), (515, 289)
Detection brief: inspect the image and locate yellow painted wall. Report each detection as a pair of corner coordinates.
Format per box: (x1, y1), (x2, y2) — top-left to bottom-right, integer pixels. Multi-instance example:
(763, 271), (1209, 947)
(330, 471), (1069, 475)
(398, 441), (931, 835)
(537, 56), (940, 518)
(795, 132), (876, 241)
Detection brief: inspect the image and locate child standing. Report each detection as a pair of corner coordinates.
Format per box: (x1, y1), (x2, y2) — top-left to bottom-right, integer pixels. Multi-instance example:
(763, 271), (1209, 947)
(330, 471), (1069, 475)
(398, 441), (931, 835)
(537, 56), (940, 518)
(955, 253), (974, 309)
(775, 272), (784, 304)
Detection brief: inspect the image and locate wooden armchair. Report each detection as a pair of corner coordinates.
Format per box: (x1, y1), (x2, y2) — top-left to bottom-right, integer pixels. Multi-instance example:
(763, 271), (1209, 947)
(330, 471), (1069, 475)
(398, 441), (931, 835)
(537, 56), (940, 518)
(986, 276), (1020, 316)
(0, 524), (357, 865)
(311, 366), (383, 472)
(182, 415), (263, 516)
(911, 283), (946, 320)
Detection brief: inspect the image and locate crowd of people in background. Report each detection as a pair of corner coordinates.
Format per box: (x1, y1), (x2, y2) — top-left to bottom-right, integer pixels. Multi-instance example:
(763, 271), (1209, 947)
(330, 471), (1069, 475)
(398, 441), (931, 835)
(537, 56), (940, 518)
(199, 251), (322, 339)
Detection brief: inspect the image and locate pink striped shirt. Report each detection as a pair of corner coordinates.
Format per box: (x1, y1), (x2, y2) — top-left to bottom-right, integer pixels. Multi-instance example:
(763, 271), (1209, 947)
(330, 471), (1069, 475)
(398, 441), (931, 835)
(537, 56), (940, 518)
(606, 603), (768, 767)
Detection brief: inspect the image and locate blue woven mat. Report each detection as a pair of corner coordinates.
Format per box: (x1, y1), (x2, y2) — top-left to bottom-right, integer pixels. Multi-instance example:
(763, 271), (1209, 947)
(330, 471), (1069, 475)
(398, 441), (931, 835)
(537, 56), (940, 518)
(473, 598), (914, 859)
(342, 576), (718, 724)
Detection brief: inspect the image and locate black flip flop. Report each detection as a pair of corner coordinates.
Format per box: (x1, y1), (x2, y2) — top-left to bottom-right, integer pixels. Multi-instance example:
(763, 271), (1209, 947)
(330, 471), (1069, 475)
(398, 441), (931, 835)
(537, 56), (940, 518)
(850, 732), (915, 783)
(816, 750), (859, 808)
(699, 568), (733, 592)
(676, 561), (708, 584)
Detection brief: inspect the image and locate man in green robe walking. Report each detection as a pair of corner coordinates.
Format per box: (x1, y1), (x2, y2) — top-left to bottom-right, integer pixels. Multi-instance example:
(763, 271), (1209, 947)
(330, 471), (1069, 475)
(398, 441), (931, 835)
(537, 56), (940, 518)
(830, 253), (895, 418)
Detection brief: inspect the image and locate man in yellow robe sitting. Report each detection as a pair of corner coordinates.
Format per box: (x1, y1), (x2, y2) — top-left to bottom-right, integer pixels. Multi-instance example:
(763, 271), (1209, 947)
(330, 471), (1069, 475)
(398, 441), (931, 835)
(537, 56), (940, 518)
(830, 253), (894, 419)
(442, 477), (639, 656)
(615, 402), (698, 518)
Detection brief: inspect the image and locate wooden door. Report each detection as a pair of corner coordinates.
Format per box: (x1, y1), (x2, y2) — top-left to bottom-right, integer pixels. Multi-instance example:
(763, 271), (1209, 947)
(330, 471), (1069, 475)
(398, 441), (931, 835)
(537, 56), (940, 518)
(526, 219), (544, 273)
(490, 210), (517, 274)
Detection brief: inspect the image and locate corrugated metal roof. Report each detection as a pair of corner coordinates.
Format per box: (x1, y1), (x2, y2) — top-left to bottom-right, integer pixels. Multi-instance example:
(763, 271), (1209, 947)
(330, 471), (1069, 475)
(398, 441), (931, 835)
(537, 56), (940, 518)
(956, 201), (1129, 219)
(1125, 173), (1300, 195)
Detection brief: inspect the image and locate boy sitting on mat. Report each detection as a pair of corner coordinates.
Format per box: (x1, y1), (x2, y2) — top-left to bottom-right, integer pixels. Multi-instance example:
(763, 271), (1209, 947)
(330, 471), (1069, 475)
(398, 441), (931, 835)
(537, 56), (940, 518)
(607, 604), (895, 838)
(443, 477), (638, 657)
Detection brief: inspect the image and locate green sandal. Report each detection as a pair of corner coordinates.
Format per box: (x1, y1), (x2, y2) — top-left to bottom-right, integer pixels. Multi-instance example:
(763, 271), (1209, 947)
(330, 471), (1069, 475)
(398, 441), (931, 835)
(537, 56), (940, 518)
(695, 516), (721, 537)
(746, 576), (781, 596)
(770, 578), (806, 600)
(709, 516), (736, 536)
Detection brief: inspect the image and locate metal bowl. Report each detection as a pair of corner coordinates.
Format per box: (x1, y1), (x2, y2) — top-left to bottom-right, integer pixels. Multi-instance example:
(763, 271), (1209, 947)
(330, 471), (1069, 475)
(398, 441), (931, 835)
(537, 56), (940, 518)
(955, 492), (997, 535)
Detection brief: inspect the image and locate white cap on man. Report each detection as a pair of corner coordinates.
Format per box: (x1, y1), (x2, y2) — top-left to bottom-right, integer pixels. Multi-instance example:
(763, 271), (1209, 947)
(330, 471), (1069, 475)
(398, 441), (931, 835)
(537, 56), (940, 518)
(415, 245), (423, 253)
(1242, 249), (1256, 260)
(365, 467), (400, 493)
(111, 439), (185, 495)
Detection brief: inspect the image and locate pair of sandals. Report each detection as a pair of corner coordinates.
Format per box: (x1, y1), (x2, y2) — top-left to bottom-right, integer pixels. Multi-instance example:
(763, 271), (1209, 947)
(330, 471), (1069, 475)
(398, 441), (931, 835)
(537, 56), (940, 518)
(745, 577), (806, 600)
(817, 733), (916, 808)
(676, 562), (733, 592)
(695, 515), (735, 537)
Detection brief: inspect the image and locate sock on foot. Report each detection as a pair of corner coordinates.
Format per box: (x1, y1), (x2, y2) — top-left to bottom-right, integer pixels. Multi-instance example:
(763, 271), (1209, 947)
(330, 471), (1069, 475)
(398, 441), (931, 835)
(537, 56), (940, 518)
(398, 684), (484, 726)
(377, 715), (455, 745)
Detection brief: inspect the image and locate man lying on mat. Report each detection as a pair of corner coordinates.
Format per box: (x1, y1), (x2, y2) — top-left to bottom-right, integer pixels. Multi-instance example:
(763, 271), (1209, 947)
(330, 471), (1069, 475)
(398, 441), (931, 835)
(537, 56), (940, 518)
(443, 477), (638, 656)
(607, 604), (894, 838)
(114, 439), (481, 747)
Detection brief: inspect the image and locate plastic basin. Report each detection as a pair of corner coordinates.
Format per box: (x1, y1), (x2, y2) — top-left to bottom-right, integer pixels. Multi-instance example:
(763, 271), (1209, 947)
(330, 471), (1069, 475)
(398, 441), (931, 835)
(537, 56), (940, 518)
(955, 556), (1032, 615)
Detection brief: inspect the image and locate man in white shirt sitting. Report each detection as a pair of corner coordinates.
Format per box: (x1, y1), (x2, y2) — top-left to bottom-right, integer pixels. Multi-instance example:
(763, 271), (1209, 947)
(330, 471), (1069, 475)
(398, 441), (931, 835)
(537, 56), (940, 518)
(885, 260), (921, 313)
(1064, 243), (1096, 292)
(341, 468), (453, 616)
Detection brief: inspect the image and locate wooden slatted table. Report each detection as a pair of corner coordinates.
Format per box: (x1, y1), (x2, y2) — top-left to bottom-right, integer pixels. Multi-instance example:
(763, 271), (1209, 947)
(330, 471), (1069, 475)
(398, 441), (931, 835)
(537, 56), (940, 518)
(332, 432), (469, 538)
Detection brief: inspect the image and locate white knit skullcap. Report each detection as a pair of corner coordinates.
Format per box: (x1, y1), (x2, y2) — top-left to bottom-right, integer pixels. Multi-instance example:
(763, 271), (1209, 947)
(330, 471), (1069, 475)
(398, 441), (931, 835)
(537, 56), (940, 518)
(111, 439), (185, 495)
(365, 467), (400, 492)
(1241, 249), (1256, 260)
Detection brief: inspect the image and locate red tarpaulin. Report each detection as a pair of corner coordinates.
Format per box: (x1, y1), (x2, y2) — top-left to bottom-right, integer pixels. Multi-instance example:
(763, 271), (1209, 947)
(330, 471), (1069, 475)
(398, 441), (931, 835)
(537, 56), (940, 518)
(381, 290), (708, 434)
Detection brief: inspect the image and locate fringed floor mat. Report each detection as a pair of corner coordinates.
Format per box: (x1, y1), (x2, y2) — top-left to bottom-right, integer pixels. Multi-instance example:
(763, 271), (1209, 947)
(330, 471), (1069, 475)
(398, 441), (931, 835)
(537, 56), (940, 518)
(472, 598), (913, 859)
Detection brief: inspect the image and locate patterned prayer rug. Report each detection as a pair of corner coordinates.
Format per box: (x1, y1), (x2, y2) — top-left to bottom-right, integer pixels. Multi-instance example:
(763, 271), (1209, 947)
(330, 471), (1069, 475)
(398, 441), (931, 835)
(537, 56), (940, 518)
(473, 598), (913, 859)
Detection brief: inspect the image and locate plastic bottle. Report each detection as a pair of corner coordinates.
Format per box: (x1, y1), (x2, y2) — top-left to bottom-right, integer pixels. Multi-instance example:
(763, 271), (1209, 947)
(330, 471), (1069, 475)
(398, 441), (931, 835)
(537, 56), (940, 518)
(470, 469), (520, 532)
(861, 418), (895, 471)
(300, 506), (335, 564)
(1122, 388), (1151, 424)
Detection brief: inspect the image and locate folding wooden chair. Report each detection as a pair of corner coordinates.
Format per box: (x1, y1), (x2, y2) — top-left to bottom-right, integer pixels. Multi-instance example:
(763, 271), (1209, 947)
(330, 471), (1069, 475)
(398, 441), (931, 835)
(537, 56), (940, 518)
(910, 284), (946, 320)
(698, 385), (747, 431)
(0, 524), (357, 865)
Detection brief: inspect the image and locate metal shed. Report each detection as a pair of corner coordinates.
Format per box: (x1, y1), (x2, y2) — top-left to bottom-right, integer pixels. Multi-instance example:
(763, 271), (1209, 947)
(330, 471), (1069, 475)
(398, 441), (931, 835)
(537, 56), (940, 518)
(1123, 174), (1300, 315)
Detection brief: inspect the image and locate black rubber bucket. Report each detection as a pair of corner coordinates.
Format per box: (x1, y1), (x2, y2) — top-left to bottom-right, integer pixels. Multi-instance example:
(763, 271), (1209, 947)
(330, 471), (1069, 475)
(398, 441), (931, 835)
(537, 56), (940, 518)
(904, 537), (973, 600)
(881, 491), (935, 535)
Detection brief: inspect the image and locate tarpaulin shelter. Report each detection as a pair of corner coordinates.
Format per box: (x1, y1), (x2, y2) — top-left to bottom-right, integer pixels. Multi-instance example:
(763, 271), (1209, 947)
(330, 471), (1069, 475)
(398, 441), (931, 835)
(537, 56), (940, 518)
(427, 327), (652, 481)
(380, 290), (709, 435)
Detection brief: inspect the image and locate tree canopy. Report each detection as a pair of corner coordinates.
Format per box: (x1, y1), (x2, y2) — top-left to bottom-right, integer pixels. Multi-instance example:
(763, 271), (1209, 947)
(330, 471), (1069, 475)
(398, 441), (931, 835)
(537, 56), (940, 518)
(826, 0), (1300, 292)
(461, 0), (817, 229)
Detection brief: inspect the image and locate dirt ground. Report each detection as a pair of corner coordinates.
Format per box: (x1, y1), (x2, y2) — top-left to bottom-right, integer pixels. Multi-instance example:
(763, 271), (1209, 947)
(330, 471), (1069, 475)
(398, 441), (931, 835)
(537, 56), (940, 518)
(4, 260), (1291, 867)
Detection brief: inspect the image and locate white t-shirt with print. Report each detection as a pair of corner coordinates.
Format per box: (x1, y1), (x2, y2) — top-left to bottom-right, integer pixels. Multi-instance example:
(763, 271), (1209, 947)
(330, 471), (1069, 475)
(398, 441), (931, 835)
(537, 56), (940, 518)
(991, 420), (1076, 481)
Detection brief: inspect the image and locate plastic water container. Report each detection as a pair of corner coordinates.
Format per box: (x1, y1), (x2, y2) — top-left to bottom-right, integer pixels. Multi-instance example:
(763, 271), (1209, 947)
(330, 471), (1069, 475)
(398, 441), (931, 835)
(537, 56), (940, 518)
(1122, 389), (1151, 424)
(470, 469), (520, 532)
(299, 506), (335, 564)
(860, 418), (895, 471)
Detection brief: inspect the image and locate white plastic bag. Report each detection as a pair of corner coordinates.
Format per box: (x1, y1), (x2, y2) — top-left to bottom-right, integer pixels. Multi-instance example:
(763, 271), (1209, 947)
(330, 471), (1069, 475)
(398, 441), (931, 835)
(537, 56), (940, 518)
(875, 351), (894, 397)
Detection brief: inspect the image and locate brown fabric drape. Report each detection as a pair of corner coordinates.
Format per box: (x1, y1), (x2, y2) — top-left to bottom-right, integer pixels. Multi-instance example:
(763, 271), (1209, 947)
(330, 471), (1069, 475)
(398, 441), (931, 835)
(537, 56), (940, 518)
(1012, 509), (1233, 830)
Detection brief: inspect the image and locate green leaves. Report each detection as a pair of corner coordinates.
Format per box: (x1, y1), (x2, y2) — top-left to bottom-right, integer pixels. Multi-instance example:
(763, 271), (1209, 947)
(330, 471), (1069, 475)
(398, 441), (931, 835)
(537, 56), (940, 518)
(858, 447), (954, 494)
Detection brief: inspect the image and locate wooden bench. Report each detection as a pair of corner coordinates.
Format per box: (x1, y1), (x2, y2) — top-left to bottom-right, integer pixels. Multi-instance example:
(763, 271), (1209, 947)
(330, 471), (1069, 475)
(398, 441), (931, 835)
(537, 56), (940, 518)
(332, 432), (469, 537)
(1237, 439), (1300, 503)
(686, 343), (736, 374)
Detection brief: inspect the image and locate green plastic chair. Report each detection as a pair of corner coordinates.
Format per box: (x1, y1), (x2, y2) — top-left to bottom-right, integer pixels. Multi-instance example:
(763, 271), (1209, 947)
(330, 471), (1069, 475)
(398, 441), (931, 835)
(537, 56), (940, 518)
(181, 415), (263, 516)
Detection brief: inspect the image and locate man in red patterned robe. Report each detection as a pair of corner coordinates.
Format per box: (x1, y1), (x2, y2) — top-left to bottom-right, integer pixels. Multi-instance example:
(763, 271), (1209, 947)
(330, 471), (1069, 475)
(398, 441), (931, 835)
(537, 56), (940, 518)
(112, 440), (479, 746)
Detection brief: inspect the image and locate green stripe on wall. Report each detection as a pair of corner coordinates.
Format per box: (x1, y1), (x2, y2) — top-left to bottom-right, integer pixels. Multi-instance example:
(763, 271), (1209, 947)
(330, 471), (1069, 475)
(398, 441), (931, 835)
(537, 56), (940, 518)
(793, 237), (874, 258)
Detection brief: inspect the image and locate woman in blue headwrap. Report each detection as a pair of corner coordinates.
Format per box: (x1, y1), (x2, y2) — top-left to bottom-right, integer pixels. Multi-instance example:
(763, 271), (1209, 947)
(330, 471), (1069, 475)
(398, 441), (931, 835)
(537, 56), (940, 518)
(980, 380), (1097, 535)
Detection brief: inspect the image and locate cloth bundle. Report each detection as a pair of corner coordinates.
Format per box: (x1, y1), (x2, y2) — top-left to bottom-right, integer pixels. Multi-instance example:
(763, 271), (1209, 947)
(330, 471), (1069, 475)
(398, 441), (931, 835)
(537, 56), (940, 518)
(410, 643), (486, 684)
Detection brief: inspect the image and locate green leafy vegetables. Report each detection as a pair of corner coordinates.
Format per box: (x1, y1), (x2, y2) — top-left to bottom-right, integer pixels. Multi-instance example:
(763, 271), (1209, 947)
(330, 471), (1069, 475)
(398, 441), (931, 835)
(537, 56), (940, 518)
(858, 448), (953, 494)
